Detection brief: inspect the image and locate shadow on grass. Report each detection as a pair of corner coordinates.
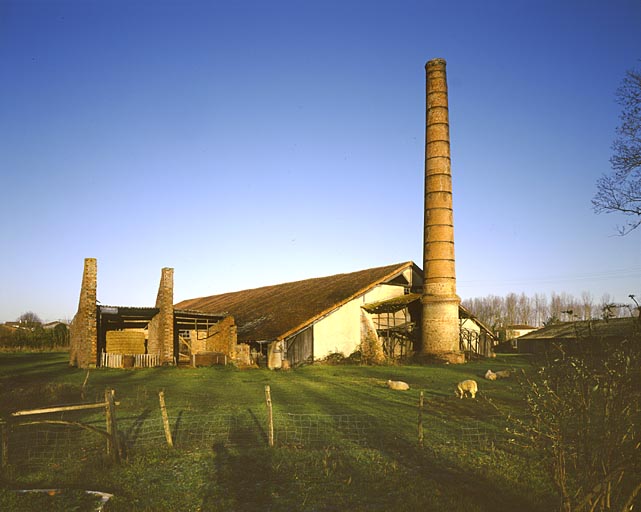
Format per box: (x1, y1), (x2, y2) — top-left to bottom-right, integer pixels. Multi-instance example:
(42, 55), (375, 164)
(201, 443), (276, 512)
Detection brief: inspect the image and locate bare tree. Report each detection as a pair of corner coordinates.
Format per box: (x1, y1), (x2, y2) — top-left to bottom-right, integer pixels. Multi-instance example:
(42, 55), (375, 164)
(505, 293), (518, 326)
(599, 293), (614, 319)
(549, 292), (564, 323)
(580, 291), (595, 320)
(464, 292), (637, 332)
(517, 293), (533, 325)
(534, 293), (549, 327)
(593, 67), (641, 234)
(18, 311), (42, 327)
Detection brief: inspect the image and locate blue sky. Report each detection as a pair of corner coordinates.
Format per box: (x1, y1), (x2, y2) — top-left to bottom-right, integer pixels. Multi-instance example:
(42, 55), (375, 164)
(1, 0), (640, 323)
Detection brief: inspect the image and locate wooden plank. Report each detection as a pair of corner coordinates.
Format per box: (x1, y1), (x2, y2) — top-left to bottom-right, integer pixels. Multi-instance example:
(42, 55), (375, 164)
(12, 401), (116, 417)
(14, 420), (109, 439)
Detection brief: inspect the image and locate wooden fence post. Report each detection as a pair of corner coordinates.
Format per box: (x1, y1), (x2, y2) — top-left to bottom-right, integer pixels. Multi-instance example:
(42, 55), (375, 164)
(158, 390), (174, 448)
(265, 385), (274, 447)
(418, 391), (424, 448)
(104, 388), (121, 463)
(0, 419), (8, 470)
(81, 370), (90, 400)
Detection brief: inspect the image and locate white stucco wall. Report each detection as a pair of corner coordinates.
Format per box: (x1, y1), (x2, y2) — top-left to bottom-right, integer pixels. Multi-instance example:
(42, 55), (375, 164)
(312, 284), (406, 359)
(507, 327), (536, 339)
(460, 318), (481, 335)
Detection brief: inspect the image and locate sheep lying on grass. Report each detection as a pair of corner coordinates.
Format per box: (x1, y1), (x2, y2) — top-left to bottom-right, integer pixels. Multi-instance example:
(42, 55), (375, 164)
(456, 379), (478, 399)
(387, 379), (410, 391)
(485, 369), (511, 380)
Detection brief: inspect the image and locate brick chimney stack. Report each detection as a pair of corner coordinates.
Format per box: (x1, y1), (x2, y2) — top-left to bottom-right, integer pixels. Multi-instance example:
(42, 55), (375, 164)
(69, 257), (98, 368)
(421, 58), (463, 363)
(148, 267), (175, 364)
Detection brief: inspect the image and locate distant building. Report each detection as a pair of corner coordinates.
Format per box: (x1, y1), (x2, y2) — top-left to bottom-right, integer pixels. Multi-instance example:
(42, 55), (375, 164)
(497, 324), (538, 350)
(517, 317), (638, 354)
(43, 321), (67, 330)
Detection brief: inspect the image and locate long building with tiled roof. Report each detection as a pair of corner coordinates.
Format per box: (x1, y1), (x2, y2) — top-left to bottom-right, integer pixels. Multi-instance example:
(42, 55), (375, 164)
(176, 262), (423, 365)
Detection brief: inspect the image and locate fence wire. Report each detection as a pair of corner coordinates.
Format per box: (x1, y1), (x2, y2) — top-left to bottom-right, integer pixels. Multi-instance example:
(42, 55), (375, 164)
(6, 421), (105, 470)
(459, 421), (495, 449)
(2, 400), (517, 472)
(278, 413), (370, 447)
(2, 408), (377, 470)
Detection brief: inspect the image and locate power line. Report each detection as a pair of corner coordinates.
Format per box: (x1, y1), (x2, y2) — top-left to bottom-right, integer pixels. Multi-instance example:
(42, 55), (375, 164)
(459, 266), (641, 287)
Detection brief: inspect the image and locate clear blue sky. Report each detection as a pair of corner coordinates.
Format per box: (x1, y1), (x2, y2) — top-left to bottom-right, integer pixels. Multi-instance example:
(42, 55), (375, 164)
(1, 0), (640, 323)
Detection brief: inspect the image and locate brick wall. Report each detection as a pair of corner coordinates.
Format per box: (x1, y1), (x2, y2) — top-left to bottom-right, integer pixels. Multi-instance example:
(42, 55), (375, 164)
(205, 316), (237, 355)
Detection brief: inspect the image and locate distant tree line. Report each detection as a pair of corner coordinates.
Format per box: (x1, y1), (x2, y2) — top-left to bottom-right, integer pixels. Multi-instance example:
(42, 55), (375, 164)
(0, 311), (70, 350)
(462, 292), (638, 332)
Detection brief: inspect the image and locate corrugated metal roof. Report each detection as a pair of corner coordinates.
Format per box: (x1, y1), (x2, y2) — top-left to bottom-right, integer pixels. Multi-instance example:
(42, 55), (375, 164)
(175, 262), (417, 342)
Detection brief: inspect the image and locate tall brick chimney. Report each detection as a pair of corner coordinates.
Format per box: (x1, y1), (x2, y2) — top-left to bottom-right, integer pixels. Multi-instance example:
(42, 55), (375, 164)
(148, 267), (175, 364)
(421, 58), (463, 363)
(69, 257), (98, 368)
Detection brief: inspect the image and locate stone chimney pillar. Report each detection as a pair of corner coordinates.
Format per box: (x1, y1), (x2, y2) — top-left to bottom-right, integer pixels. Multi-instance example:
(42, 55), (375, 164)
(69, 257), (98, 368)
(421, 58), (463, 362)
(148, 267), (175, 364)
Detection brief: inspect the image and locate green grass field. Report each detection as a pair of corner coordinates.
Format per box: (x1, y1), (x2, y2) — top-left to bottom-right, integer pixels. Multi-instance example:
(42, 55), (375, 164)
(0, 352), (556, 511)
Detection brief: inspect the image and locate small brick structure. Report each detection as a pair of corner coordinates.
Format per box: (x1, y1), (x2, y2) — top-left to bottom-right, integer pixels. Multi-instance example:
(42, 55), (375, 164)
(69, 258), (238, 369)
(193, 352), (228, 366)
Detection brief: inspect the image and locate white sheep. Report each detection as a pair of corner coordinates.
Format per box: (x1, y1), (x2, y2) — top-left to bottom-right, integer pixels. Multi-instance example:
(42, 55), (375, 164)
(456, 379), (478, 399)
(386, 379), (410, 391)
(484, 369), (497, 381)
(495, 370), (511, 379)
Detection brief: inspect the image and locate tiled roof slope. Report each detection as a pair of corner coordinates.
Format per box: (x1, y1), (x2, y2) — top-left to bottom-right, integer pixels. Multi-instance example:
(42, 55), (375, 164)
(175, 262), (416, 342)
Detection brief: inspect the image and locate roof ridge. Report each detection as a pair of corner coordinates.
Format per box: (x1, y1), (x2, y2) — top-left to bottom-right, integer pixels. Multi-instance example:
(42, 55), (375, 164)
(174, 261), (418, 342)
(176, 261), (415, 304)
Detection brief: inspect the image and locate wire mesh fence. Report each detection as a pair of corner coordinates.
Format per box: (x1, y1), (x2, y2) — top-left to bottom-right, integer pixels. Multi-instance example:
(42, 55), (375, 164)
(1, 389), (518, 474)
(277, 413), (370, 447)
(459, 421), (496, 449)
(5, 421), (105, 470)
(1, 409), (374, 470)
